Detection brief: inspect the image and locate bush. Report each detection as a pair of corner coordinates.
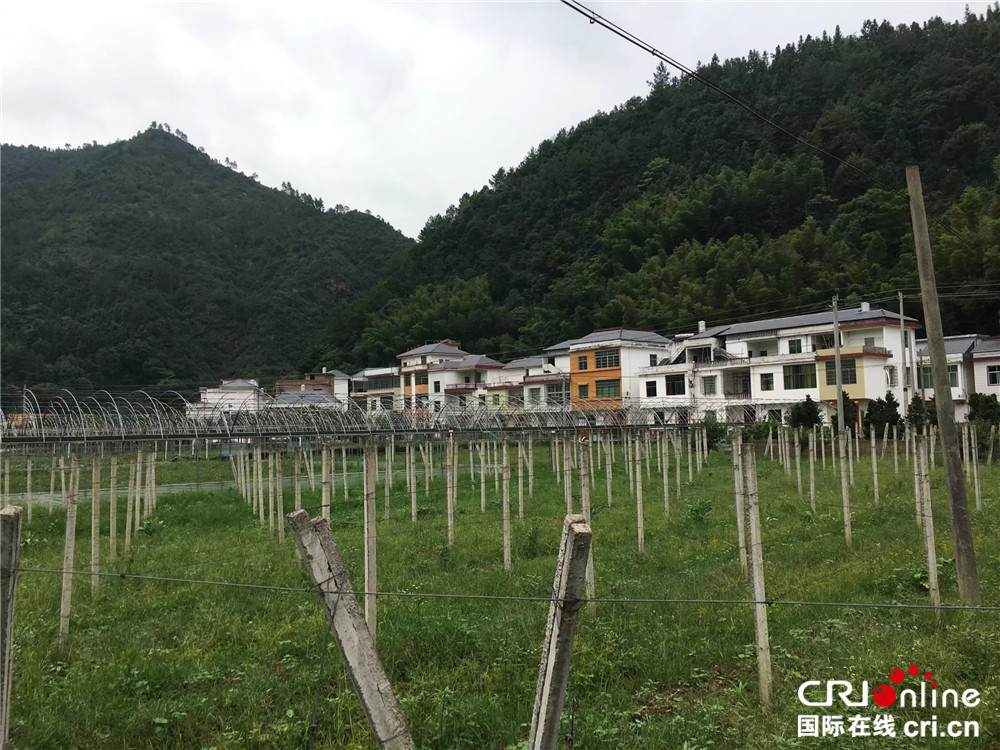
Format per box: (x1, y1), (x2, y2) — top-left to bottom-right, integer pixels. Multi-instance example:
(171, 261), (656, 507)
(788, 395), (822, 429)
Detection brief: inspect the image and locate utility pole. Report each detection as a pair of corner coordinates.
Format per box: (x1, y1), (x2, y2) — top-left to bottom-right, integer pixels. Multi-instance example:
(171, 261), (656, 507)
(898, 290), (909, 419)
(833, 296), (852, 548)
(833, 297), (845, 436)
(907, 165), (979, 604)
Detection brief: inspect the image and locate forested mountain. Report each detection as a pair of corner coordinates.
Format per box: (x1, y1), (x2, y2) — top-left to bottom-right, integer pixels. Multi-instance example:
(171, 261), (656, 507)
(309, 8), (1000, 371)
(1, 128), (412, 389)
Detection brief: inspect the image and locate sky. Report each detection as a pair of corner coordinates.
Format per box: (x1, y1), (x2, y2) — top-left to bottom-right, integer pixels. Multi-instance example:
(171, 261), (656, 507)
(1, 1), (992, 239)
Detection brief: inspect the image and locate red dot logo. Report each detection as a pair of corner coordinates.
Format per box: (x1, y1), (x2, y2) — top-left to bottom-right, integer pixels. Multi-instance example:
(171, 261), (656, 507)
(924, 672), (933, 681)
(890, 668), (905, 684)
(873, 684), (897, 708)
(932, 682), (938, 688)
(908, 664), (919, 676)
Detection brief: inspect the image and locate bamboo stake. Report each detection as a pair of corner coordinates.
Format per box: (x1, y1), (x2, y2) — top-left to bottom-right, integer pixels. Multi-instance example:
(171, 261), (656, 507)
(59, 457), (80, 650)
(91, 455), (100, 597)
(741, 445), (772, 708)
(109, 455), (118, 561)
(502, 439), (511, 571)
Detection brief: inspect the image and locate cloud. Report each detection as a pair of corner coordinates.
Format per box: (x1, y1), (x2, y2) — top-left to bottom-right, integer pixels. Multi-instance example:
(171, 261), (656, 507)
(2, 1), (992, 237)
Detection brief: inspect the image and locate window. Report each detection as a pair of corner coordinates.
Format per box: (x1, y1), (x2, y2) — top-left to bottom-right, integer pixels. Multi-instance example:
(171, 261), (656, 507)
(433, 381), (441, 393)
(595, 379), (621, 398)
(404, 397), (412, 410)
(788, 339), (803, 354)
(414, 372), (428, 386)
(464, 376), (471, 384)
(546, 357), (556, 366)
(864, 336), (876, 347)
(492, 394), (501, 406)
(989, 365), (1000, 386)
(702, 376), (717, 395)
(578, 384), (589, 399)
(646, 380), (658, 397)
(665, 374), (685, 395)
(577, 356), (588, 371)
(825, 359), (857, 385)
(549, 383), (567, 405)
(886, 365), (898, 387)
(595, 350), (620, 368)
(814, 334), (834, 350)
(760, 373), (774, 391)
(783, 363), (817, 389)
(768, 409), (782, 423)
(529, 387), (542, 404)
(416, 394), (428, 408)
(759, 351), (768, 357)
(380, 395), (393, 410)
(403, 373), (411, 386)
(433, 402), (440, 412)
(476, 371), (483, 384)
(420, 355), (427, 364)
(920, 365), (959, 389)
(650, 354), (659, 367)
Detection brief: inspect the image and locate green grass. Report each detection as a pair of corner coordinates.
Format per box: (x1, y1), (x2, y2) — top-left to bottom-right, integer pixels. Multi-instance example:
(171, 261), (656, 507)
(8, 443), (1000, 748)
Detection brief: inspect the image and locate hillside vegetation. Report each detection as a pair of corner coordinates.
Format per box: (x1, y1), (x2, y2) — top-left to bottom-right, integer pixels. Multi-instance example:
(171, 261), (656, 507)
(0, 128), (413, 389)
(312, 9), (1000, 370)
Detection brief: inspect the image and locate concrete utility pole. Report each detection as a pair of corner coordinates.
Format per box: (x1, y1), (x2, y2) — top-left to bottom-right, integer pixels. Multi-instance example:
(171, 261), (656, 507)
(899, 290), (909, 419)
(833, 296), (852, 548)
(832, 297), (845, 436)
(907, 165), (979, 604)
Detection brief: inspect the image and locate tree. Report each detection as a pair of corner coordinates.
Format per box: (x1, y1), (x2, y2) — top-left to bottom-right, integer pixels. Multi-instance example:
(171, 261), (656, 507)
(836, 391), (858, 433)
(788, 394), (822, 428)
(863, 391), (901, 438)
(968, 392), (1000, 425)
(906, 395), (938, 434)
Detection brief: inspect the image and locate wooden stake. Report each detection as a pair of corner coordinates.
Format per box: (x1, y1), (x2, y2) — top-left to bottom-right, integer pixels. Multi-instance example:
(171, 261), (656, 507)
(294, 447), (302, 511)
(363, 444), (378, 640)
(839, 432), (852, 548)
(286, 511), (414, 749)
(446, 435), (455, 546)
(741, 446), (772, 708)
(124, 458), (135, 554)
(91, 455), (100, 597)
(661, 429), (669, 515)
(971, 423), (982, 511)
(916, 435), (940, 610)
(59, 457), (80, 650)
(870, 434), (880, 506)
(528, 514), (592, 750)
(731, 432), (748, 578)
(0, 505), (23, 748)
(268, 451), (276, 534)
(502, 440), (511, 571)
(109, 455), (118, 562)
(635, 435), (644, 554)
(321, 445), (331, 521)
(808, 428), (817, 513)
(793, 428), (803, 500)
(276, 451), (285, 544)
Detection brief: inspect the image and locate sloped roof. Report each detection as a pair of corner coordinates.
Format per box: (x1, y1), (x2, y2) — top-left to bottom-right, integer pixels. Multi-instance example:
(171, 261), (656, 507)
(396, 340), (468, 359)
(972, 337), (1000, 355)
(273, 391), (342, 406)
(689, 307), (919, 340)
(916, 335), (979, 357)
(504, 356), (545, 370)
(547, 327), (671, 350)
(219, 378), (260, 389)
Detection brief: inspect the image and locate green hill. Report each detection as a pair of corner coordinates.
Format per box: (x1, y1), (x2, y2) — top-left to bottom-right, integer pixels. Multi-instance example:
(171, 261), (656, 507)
(1, 128), (413, 389)
(311, 9), (1000, 371)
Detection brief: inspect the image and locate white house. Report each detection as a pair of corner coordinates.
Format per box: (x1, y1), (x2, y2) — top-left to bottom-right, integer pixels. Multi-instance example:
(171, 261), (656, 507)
(915, 335), (979, 421)
(187, 378), (268, 416)
(972, 337), (1000, 399)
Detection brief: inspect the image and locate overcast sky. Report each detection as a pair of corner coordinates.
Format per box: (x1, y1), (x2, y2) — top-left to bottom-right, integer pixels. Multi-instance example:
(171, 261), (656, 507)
(2, 1), (991, 238)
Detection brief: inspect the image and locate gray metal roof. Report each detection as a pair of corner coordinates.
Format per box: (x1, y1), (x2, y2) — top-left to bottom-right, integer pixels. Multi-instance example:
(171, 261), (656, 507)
(504, 356), (545, 370)
(972, 337), (1000, 355)
(916, 335), (980, 357)
(689, 307), (918, 340)
(396, 340), (468, 359)
(273, 391), (342, 406)
(547, 327), (671, 350)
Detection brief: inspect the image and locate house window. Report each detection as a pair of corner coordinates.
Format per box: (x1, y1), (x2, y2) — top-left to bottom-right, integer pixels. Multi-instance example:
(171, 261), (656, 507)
(578, 384), (589, 399)
(416, 394), (428, 408)
(665, 374), (685, 395)
(825, 359), (857, 385)
(759, 351), (768, 357)
(415, 372), (428, 386)
(595, 379), (621, 398)
(380, 395), (393, 410)
(864, 336), (876, 347)
(646, 380), (658, 397)
(760, 373), (774, 391)
(814, 334), (834, 350)
(783, 363), (817, 389)
(476, 371), (484, 384)
(464, 376), (471, 384)
(649, 354), (658, 367)
(420, 355), (427, 364)
(529, 387), (542, 404)
(546, 357), (556, 366)
(702, 376), (717, 395)
(403, 373), (411, 386)
(886, 365), (898, 387)
(492, 394), (501, 406)
(920, 365), (958, 389)
(595, 350), (620, 368)
(433, 381), (441, 393)
(549, 383), (567, 405)
(577, 356), (588, 371)
(788, 339), (803, 354)
(989, 365), (1000, 386)
(404, 397), (412, 410)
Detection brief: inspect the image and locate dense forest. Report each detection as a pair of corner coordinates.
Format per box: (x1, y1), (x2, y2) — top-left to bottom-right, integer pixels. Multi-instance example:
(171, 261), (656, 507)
(3, 9), (1000, 392)
(308, 8), (1000, 371)
(0, 128), (412, 389)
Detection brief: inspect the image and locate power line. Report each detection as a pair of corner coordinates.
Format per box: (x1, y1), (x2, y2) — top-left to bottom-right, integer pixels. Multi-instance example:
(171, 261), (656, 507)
(558, 0), (983, 255)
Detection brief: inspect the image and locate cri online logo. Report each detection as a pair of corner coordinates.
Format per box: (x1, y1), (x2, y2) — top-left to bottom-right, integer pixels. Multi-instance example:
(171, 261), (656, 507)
(798, 665), (981, 709)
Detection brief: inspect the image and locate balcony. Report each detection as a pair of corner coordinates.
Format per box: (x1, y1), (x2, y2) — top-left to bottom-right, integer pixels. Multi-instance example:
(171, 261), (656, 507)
(816, 345), (891, 358)
(445, 383), (480, 392)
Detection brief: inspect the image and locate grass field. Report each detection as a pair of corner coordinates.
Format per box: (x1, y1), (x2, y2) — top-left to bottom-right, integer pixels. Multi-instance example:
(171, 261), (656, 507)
(7, 440), (1000, 749)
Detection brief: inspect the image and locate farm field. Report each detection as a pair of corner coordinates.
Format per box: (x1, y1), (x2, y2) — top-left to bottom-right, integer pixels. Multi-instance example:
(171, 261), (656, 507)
(6, 439), (1000, 749)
